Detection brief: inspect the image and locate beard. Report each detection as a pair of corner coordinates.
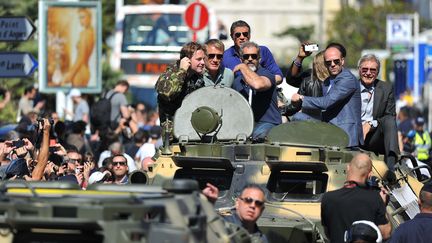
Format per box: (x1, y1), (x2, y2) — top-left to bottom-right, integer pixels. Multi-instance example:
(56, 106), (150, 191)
(247, 63), (257, 72)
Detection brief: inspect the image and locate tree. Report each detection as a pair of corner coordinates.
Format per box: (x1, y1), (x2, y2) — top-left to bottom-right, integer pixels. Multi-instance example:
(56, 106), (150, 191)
(327, 1), (423, 68)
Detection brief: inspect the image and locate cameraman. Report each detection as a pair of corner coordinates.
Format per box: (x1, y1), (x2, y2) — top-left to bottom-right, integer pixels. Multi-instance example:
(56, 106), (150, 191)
(321, 153), (391, 243)
(3, 119), (50, 181)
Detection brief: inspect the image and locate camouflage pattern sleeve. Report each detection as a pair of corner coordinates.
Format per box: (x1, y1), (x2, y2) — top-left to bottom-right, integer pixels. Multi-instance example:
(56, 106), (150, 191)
(155, 64), (187, 102)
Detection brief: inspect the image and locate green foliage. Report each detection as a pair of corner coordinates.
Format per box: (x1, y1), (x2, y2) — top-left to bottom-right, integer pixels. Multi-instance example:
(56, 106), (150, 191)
(274, 26), (315, 43)
(102, 60), (123, 91)
(327, 2), (415, 68)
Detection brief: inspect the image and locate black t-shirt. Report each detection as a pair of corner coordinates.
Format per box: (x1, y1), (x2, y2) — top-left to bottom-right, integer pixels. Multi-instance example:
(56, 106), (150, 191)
(321, 186), (388, 243)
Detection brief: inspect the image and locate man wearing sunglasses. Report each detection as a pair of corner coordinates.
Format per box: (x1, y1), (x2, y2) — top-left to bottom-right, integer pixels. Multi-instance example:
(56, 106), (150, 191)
(223, 20), (283, 84)
(357, 54), (399, 170)
(232, 41), (281, 141)
(291, 42), (362, 148)
(203, 39), (234, 87)
(111, 154), (129, 184)
(223, 184), (268, 243)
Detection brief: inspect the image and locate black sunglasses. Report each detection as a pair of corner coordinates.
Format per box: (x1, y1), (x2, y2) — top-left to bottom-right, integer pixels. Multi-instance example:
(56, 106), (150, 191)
(242, 54), (258, 60)
(234, 32), (249, 38)
(112, 161), (127, 166)
(208, 54), (223, 60)
(239, 197), (265, 207)
(68, 158), (82, 164)
(324, 59), (341, 67)
(361, 67), (377, 74)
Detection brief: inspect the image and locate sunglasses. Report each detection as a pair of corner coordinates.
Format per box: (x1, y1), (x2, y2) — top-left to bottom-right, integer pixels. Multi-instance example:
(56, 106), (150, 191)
(208, 54), (223, 60)
(112, 161), (127, 166)
(234, 32), (249, 38)
(242, 54), (258, 60)
(239, 197), (265, 207)
(68, 158), (82, 164)
(361, 67), (377, 74)
(324, 59), (341, 67)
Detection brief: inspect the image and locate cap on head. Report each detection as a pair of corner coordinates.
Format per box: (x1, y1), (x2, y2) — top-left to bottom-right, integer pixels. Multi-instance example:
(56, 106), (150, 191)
(69, 88), (81, 97)
(415, 117), (425, 126)
(421, 181), (432, 194)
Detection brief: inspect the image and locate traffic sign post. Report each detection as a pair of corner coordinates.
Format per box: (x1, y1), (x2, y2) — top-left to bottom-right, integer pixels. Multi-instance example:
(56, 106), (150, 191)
(0, 17), (36, 42)
(0, 52), (38, 78)
(184, 1), (209, 42)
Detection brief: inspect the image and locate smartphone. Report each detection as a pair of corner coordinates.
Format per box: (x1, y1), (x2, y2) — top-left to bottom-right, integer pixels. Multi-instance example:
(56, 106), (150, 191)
(304, 44), (319, 52)
(12, 140), (25, 148)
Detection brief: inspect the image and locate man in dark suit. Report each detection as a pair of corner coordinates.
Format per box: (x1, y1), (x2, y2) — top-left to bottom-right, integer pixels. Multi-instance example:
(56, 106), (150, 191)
(291, 43), (363, 147)
(358, 54), (399, 170)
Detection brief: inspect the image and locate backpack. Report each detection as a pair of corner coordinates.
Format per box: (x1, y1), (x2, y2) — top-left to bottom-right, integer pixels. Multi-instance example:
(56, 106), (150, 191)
(90, 91), (118, 129)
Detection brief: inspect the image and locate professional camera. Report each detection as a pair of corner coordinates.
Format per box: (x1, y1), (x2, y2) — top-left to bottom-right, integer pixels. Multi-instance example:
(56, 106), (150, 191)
(366, 176), (381, 190)
(35, 118), (54, 130)
(304, 44), (319, 52)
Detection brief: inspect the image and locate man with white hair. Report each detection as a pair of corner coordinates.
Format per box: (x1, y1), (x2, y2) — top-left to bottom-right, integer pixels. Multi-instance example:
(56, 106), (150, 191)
(232, 41), (281, 141)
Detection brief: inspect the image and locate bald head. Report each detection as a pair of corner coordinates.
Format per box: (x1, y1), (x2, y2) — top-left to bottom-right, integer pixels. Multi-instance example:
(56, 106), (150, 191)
(347, 153), (372, 180)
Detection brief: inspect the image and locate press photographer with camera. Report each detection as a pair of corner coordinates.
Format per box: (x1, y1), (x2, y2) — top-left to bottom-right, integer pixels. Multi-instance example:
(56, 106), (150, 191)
(3, 118), (50, 181)
(320, 153), (391, 243)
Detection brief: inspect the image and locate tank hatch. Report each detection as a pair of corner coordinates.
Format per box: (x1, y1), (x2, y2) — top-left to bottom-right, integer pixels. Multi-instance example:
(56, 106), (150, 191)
(173, 86), (254, 141)
(267, 121), (349, 148)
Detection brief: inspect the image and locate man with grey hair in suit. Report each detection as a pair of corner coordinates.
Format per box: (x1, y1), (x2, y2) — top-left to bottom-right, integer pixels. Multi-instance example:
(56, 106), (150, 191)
(357, 54), (399, 170)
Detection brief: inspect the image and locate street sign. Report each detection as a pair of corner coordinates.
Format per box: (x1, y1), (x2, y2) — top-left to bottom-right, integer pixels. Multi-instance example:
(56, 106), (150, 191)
(0, 17), (36, 41)
(0, 52), (38, 78)
(184, 2), (209, 31)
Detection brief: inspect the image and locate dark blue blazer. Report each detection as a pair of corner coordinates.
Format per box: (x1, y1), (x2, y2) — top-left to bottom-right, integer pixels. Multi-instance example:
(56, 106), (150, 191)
(302, 68), (363, 147)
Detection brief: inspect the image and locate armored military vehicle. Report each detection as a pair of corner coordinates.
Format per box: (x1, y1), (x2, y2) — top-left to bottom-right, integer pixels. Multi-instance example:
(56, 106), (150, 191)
(0, 180), (250, 243)
(144, 86), (429, 242)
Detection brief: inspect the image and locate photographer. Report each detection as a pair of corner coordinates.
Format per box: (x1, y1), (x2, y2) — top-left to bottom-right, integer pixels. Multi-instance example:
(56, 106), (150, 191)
(3, 118), (50, 181)
(321, 153), (391, 243)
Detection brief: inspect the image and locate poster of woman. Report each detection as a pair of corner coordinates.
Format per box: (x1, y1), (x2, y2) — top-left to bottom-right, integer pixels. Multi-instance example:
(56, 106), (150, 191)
(39, 1), (101, 93)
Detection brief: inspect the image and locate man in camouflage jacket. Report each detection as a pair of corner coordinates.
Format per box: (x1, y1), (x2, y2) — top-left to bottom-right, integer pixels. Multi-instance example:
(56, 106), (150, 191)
(156, 42), (206, 123)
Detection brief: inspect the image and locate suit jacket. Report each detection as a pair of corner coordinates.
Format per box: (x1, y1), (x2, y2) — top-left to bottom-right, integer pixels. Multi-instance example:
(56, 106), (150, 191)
(367, 79), (399, 154)
(372, 79), (396, 122)
(302, 69), (363, 147)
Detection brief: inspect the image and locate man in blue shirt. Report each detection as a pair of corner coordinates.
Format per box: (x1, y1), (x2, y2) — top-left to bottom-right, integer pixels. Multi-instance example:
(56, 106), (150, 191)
(223, 20), (283, 84)
(390, 182), (432, 243)
(232, 41), (281, 141)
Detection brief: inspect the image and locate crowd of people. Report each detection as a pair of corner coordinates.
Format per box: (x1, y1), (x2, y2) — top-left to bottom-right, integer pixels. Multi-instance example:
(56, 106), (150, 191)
(0, 18), (432, 242)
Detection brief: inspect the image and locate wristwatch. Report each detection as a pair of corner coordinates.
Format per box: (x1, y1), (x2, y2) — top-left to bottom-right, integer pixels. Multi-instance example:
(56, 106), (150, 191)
(368, 120), (378, 128)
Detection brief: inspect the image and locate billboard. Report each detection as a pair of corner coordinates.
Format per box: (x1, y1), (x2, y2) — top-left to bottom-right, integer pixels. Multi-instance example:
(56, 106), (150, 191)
(38, 1), (102, 93)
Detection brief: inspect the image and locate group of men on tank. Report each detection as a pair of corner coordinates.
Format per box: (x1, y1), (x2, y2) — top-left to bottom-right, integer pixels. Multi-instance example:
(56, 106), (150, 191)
(156, 19), (399, 169)
(154, 18), (432, 243)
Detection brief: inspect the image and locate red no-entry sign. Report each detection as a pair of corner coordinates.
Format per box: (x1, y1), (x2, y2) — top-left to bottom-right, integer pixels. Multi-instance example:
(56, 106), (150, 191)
(184, 2), (209, 31)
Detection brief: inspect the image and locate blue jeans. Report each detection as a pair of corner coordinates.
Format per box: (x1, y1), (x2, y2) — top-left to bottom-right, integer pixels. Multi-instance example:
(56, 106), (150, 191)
(252, 122), (276, 141)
